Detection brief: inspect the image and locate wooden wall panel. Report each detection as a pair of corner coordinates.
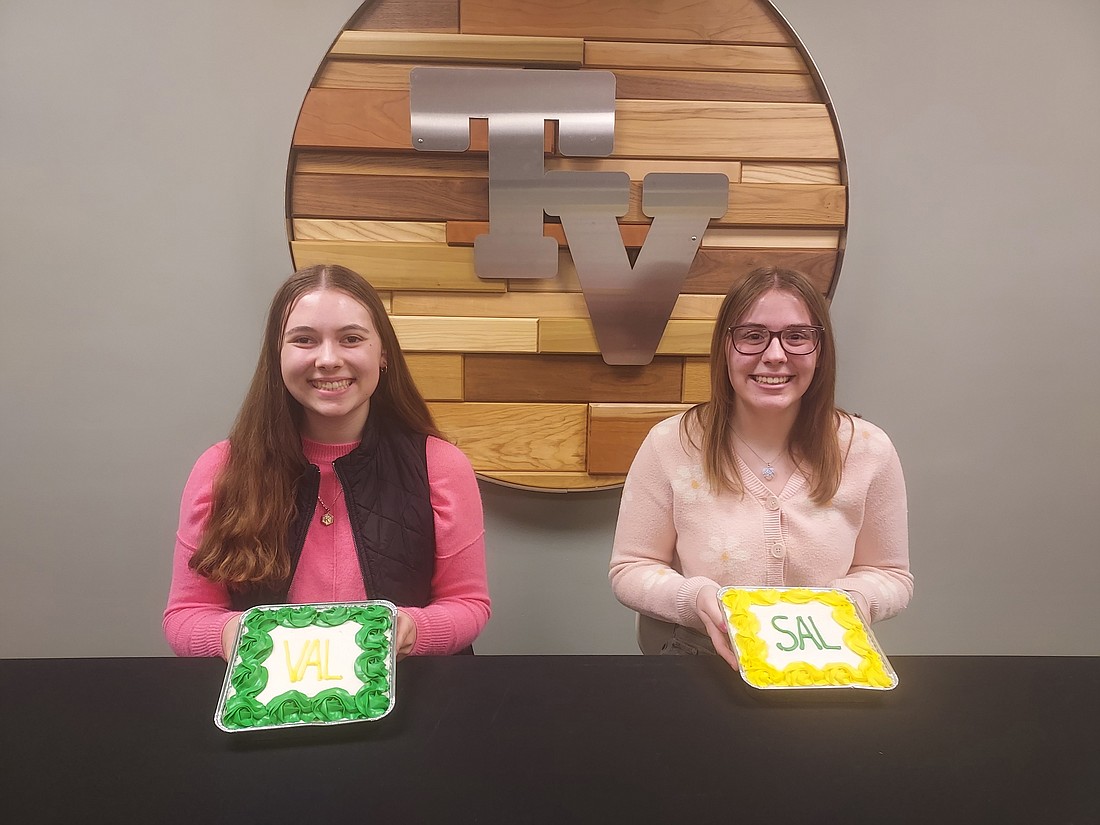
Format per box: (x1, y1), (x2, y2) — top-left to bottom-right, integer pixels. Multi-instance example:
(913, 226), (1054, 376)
(460, 0), (792, 45)
(286, 0), (848, 491)
(348, 0), (459, 33)
(291, 240), (503, 291)
(429, 402), (587, 471)
(406, 353), (463, 400)
(583, 42), (806, 72)
(392, 316), (539, 352)
(331, 31), (584, 65)
(682, 358), (712, 403)
(587, 403), (691, 474)
(464, 354), (683, 403)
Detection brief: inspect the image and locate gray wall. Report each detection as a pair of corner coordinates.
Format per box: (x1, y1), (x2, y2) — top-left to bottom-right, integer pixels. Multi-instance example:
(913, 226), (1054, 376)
(2, 1), (1097, 658)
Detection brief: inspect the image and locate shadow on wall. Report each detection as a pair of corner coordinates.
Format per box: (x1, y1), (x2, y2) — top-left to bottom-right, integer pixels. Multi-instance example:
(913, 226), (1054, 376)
(475, 481), (640, 655)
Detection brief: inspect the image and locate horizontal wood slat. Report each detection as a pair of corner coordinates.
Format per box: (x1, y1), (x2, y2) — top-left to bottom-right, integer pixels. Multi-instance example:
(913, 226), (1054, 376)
(682, 358), (712, 403)
(612, 69), (820, 103)
(461, 0), (792, 45)
(290, 240), (506, 291)
(293, 219), (447, 243)
(741, 163), (841, 184)
(486, 472), (627, 489)
(392, 316), (539, 352)
(405, 353), (463, 400)
(331, 31), (584, 65)
(292, 173), (844, 226)
(464, 354), (683, 403)
(583, 41), (806, 72)
(614, 101), (838, 160)
(587, 403), (691, 474)
(539, 318), (713, 356)
(429, 402), (587, 471)
(445, 220), (649, 247)
(391, 291), (722, 320)
(348, 0), (458, 33)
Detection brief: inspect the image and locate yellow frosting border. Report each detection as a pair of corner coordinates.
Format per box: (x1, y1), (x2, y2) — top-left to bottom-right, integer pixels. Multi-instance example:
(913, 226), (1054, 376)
(719, 587), (895, 689)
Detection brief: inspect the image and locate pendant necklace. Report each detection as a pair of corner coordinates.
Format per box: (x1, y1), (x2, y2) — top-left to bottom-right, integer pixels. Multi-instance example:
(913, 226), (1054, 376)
(732, 431), (786, 482)
(317, 495), (335, 526)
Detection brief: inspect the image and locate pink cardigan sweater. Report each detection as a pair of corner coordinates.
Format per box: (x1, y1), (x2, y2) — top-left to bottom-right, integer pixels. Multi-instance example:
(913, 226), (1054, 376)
(610, 413), (912, 630)
(164, 436), (491, 657)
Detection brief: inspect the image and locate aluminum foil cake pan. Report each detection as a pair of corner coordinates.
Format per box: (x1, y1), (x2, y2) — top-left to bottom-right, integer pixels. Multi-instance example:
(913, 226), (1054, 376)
(214, 600), (398, 732)
(718, 586), (898, 691)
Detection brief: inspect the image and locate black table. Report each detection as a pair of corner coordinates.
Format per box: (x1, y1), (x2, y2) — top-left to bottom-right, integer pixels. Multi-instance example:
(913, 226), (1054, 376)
(3, 656), (1097, 824)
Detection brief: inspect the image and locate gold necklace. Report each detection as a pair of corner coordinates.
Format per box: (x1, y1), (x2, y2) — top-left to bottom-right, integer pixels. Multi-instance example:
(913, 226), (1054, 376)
(732, 431), (787, 482)
(316, 495), (334, 526)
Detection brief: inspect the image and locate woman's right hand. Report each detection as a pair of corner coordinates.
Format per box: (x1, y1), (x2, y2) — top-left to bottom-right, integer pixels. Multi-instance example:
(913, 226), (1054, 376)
(695, 584), (740, 670)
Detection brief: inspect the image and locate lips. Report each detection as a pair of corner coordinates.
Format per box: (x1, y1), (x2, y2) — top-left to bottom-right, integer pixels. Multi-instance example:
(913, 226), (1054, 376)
(752, 375), (791, 385)
(310, 379), (352, 390)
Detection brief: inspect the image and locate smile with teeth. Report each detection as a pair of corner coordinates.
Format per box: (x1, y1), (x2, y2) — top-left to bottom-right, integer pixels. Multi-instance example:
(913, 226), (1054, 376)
(753, 375), (791, 385)
(311, 379), (352, 390)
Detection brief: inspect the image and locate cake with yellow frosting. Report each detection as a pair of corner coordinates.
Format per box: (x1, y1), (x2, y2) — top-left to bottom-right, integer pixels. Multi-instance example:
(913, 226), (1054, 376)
(215, 601), (396, 731)
(719, 587), (897, 690)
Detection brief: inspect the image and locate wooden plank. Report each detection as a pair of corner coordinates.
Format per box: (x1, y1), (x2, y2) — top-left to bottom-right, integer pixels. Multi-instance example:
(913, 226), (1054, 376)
(331, 31), (584, 65)
(292, 219), (447, 243)
(290, 240), (506, 292)
(379, 292), (392, 313)
(294, 88), (410, 150)
(291, 173), (489, 220)
(483, 472), (627, 490)
(539, 318), (712, 356)
(393, 290), (590, 318)
(464, 354), (683, 402)
(295, 150), (489, 177)
(549, 157), (742, 182)
(682, 358), (712, 403)
(722, 183), (845, 226)
(391, 290), (720, 319)
(406, 353), (463, 400)
(461, 0), (792, 45)
(614, 101), (838, 161)
(391, 316), (538, 352)
(445, 220), (648, 247)
(429, 402), (587, 471)
(701, 228), (840, 249)
(741, 163), (842, 184)
(347, 0), (459, 33)
(314, 61), (416, 91)
(683, 248), (836, 294)
(587, 403), (691, 474)
(584, 41), (806, 73)
(612, 69), (820, 103)
(507, 251), (581, 293)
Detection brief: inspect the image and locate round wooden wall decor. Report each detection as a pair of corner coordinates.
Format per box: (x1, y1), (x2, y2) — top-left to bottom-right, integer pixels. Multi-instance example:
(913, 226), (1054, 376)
(287, 0), (847, 492)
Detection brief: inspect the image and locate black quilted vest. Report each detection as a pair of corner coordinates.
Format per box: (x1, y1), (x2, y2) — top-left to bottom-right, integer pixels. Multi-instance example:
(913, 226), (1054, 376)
(230, 412), (435, 610)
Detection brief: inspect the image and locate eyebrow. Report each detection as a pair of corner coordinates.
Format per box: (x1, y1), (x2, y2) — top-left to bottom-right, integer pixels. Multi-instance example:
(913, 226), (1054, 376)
(283, 324), (372, 336)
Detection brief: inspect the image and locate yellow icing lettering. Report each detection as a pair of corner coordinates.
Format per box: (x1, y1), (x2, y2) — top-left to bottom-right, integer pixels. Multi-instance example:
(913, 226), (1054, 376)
(284, 638), (344, 682)
(321, 640), (343, 681)
(284, 639), (314, 683)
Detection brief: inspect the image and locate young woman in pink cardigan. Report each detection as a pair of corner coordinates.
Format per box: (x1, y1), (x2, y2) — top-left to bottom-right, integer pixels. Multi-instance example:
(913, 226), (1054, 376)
(164, 265), (490, 659)
(610, 267), (911, 665)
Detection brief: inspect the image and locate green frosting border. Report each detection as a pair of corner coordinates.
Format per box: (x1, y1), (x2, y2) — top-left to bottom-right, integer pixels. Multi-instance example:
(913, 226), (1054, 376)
(220, 603), (394, 730)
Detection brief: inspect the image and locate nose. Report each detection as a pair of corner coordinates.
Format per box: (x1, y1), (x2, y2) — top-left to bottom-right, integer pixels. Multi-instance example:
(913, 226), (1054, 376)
(761, 334), (787, 363)
(316, 339), (342, 369)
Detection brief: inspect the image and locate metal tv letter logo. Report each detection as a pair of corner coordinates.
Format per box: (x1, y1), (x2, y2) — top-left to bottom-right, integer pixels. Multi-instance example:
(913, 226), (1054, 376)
(409, 68), (729, 366)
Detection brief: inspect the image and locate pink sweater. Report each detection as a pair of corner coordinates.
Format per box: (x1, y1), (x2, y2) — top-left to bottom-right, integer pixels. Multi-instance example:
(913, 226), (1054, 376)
(164, 436), (491, 657)
(610, 413), (912, 630)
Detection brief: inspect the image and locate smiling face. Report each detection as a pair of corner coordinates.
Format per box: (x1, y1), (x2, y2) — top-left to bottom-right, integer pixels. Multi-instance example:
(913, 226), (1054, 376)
(280, 289), (386, 444)
(726, 289), (819, 422)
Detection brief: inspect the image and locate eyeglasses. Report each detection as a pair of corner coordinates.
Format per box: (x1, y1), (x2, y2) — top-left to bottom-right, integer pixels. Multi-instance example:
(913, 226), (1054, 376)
(728, 324), (823, 355)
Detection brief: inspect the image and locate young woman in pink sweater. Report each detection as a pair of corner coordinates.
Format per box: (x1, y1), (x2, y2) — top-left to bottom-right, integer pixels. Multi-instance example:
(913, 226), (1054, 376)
(610, 267), (911, 665)
(164, 265), (490, 659)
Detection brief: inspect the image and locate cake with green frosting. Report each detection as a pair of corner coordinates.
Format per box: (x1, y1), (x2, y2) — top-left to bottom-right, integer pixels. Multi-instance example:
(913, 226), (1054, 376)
(215, 601), (396, 731)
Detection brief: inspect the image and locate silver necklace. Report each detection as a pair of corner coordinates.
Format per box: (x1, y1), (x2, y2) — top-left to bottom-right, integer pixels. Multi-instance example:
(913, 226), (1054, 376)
(732, 431), (786, 482)
(316, 495), (334, 526)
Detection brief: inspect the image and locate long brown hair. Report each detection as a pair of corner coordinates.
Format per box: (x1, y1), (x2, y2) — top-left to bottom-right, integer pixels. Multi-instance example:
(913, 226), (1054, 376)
(682, 267), (850, 504)
(189, 264), (440, 587)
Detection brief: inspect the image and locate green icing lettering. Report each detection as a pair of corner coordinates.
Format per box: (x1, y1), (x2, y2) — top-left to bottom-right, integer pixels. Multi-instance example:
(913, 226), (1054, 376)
(771, 615), (799, 652)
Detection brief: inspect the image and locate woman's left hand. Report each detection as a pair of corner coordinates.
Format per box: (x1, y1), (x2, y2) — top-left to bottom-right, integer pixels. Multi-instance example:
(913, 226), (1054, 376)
(395, 610), (418, 660)
(695, 585), (740, 670)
